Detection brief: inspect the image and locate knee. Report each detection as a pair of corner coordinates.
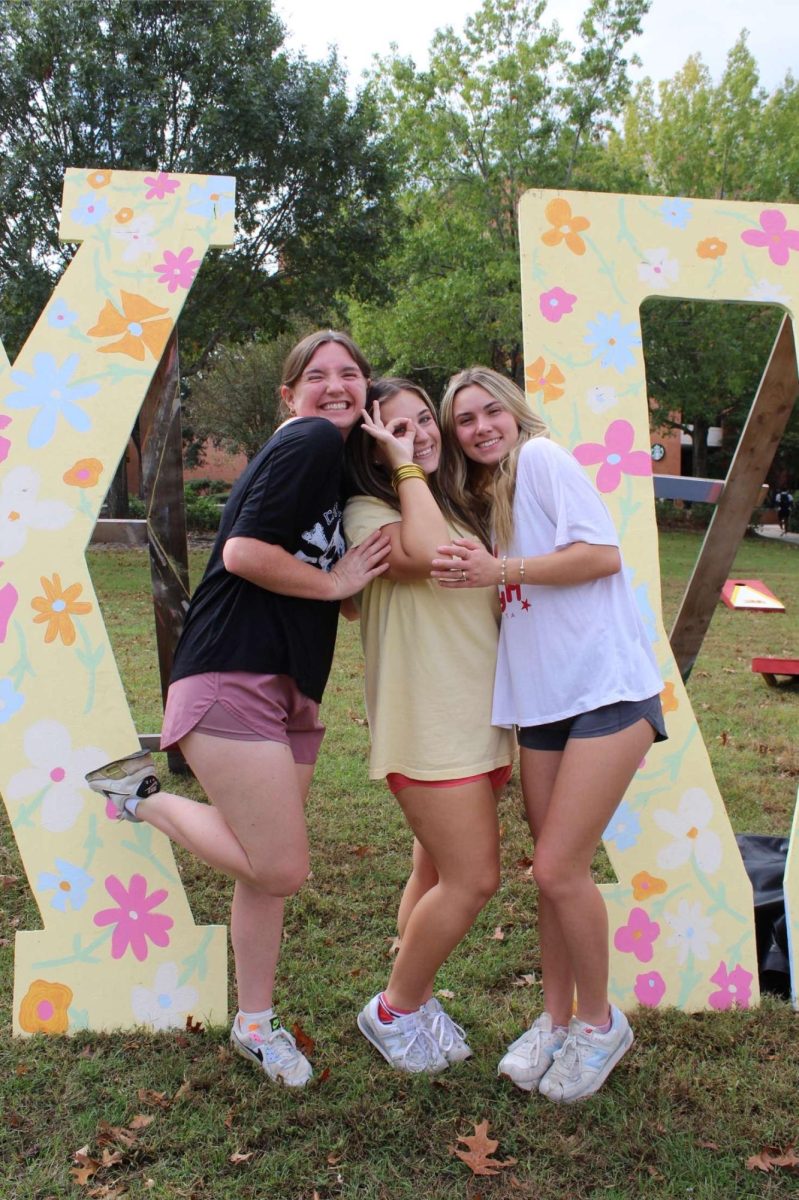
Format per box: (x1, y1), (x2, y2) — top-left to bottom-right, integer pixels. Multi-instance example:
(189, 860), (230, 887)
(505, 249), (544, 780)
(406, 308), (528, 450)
(251, 856), (310, 897)
(532, 851), (569, 902)
(458, 863), (500, 913)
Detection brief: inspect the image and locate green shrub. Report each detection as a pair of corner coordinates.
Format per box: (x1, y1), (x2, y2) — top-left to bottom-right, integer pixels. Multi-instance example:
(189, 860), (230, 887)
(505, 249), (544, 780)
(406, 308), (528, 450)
(184, 494), (222, 532)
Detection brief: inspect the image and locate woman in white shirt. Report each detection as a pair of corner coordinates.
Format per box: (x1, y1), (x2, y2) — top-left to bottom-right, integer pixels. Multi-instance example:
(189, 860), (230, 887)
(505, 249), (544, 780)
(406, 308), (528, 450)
(432, 367), (665, 1104)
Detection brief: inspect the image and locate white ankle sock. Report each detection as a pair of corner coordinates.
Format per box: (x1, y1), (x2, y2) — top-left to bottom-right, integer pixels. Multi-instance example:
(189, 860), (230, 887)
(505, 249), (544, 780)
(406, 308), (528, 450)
(237, 1007), (275, 1030)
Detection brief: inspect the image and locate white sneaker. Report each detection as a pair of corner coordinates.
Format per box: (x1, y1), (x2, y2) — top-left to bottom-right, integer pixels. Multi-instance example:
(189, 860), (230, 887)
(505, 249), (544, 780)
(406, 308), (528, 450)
(85, 748), (160, 821)
(538, 1006), (633, 1103)
(357, 995), (448, 1074)
(497, 1012), (567, 1092)
(422, 997), (473, 1063)
(230, 1015), (313, 1088)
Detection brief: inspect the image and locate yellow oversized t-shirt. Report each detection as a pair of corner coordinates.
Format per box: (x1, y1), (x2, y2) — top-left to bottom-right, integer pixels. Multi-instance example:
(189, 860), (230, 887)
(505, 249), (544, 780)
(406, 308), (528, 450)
(343, 495), (515, 781)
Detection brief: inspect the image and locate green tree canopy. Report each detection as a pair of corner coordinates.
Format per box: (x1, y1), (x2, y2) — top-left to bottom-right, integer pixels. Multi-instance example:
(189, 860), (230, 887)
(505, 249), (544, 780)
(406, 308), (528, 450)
(0, 0), (401, 368)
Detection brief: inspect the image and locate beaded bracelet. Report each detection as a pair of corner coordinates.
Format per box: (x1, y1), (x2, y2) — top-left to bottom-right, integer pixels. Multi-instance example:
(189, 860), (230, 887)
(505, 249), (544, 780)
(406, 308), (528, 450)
(519, 557), (525, 586)
(391, 463), (428, 492)
(500, 555), (507, 588)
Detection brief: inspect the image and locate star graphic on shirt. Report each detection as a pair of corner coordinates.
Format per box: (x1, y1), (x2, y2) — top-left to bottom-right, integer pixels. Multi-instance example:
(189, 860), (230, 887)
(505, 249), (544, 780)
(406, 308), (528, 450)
(521, 599), (531, 612)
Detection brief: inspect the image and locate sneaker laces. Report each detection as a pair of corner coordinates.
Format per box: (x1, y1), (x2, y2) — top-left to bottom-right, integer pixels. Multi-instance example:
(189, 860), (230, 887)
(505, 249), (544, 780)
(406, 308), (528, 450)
(550, 1030), (587, 1081)
(395, 1016), (442, 1071)
(264, 1025), (304, 1068)
(427, 1006), (467, 1054)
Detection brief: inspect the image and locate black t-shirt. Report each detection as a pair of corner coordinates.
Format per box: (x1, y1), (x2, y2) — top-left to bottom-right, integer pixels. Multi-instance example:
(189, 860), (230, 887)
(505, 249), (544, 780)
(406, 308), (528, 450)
(170, 417), (345, 702)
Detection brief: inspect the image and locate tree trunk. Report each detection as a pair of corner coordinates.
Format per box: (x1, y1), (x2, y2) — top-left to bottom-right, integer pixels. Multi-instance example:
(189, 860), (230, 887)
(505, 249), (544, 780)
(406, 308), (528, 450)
(692, 418), (709, 477)
(105, 454), (130, 518)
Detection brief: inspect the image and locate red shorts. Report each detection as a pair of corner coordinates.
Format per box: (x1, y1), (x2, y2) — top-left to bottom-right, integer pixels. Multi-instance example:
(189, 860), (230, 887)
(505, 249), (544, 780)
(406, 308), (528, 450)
(161, 671), (325, 764)
(386, 764), (512, 797)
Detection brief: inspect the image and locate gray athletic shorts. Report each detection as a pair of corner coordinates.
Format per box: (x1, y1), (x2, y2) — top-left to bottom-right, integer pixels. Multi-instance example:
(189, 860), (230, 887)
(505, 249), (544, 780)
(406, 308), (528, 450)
(517, 693), (667, 752)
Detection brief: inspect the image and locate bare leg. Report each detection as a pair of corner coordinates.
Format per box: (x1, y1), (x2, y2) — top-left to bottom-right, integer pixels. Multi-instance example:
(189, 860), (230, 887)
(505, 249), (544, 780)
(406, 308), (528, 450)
(524, 719), (655, 1027)
(384, 780), (500, 1011)
(396, 838), (438, 940)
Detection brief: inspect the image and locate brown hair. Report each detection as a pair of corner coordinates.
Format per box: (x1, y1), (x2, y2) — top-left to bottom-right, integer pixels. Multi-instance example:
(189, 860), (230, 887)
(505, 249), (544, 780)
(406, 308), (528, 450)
(279, 330), (371, 419)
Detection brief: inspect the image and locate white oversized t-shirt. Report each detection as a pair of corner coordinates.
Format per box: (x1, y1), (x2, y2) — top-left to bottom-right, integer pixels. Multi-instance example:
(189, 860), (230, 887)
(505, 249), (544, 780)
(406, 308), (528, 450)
(491, 437), (662, 728)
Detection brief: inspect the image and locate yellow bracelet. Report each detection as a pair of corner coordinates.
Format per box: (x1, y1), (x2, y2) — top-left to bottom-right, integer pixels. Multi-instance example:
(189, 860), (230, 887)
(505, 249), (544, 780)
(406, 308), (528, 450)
(391, 463), (428, 492)
(500, 555), (507, 588)
(519, 557), (525, 586)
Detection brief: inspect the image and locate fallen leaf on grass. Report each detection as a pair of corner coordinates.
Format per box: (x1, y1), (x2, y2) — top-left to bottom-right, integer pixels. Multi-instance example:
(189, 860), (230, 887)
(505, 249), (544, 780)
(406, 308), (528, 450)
(185, 1015), (204, 1035)
(0, 873), (19, 889)
(172, 1080), (192, 1102)
(746, 1146), (799, 1173)
(348, 709), (368, 726)
(129, 1115), (154, 1131)
(349, 844), (374, 856)
(137, 1089), (170, 1108)
(452, 1119), (518, 1177)
(71, 1147), (101, 1185)
(317, 1067), (331, 1084)
(436, 989), (455, 1000)
(292, 1023), (315, 1056)
(327, 1153), (342, 1165)
(515, 857), (534, 870)
(349, 966), (363, 978)
(491, 927), (505, 941)
(698, 1139), (720, 1150)
(387, 936), (401, 956)
(511, 974), (536, 988)
(101, 1150), (124, 1168)
(229, 1151), (253, 1165)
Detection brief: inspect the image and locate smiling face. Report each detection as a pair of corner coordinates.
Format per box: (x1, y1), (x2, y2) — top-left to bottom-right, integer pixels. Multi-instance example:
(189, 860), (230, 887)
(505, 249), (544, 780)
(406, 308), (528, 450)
(376, 390), (442, 475)
(451, 384), (520, 469)
(281, 341), (367, 437)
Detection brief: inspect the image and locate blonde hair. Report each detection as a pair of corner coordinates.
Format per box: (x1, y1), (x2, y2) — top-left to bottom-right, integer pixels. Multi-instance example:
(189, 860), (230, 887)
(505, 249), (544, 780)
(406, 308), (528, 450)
(439, 367), (549, 549)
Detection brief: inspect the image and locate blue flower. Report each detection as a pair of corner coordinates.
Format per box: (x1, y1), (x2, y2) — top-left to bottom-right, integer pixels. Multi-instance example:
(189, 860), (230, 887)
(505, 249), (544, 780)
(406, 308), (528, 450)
(47, 298), (79, 330)
(625, 568), (657, 643)
(6, 353), (98, 448)
(0, 677), (24, 724)
(659, 198), (692, 229)
(38, 858), (94, 912)
(70, 193), (110, 226)
(584, 312), (641, 374)
(604, 801), (642, 850)
(186, 176), (235, 219)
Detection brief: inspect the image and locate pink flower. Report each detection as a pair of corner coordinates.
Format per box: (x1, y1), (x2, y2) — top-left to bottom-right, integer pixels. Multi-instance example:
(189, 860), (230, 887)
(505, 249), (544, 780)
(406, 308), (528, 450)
(0, 413), (11, 464)
(0, 582), (19, 643)
(539, 286), (577, 323)
(708, 961), (753, 1010)
(741, 210), (799, 267)
(154, 247), (201, 293)
(634, 971), (666, 1007)
(573, 418), (652, 493)
(143, 172), (181, 201)
(93, 873), (174, 961)
(613, 906), (660, 962)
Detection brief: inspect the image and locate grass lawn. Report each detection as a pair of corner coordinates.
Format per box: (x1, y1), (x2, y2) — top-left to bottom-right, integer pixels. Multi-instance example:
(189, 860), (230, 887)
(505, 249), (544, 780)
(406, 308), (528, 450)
(1, 530), (798, 1199)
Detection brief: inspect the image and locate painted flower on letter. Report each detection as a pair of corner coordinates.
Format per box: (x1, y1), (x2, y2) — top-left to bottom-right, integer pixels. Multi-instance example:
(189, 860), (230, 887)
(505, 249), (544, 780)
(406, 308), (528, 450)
(0, 676), (24, 723)
(47, 298), (79, 330)
(638, 248), (679, 290)
(634, 971), (666, 1008)
(0, 582), (19, 642)
(526, 357), (565, 404)
(111, 215), (157, 263)
(37, 858), (94, 913)
(613, 907), (660, 963)
(131, 962), (199, 1030)
(660, 681), (678, 714)
(584, 312), (641, 374)
(631, 870), (667, 903)
(94, 874), (174, 961)
(665, 900), (719, 965)
(143, 171), (181, 200)
(747, 279), (791, 306)
(603, 801), (641, 851)
(185, 176), (235, 219)
(0, 466), (73, 559)
(154, 247), (201, 294)
(541, 198), (590, 255)
(5, 353), (97, 449)
(0, 413), (11, 464)
(88, 291), (172, 361)
(64, 458), (104, 489)
(586, 385), (618, 415)
(741, 209), (799, 267)
(573, 419), (652, 493)
(70, 192), (110, 226)
(31, 572), (91, 645)
(708, 961), (753, 1010)
(18, 979), (73, 1034)
(654, 787), (722, 875)
(87, 170), (112, 189)
(697, 237), (727, 260)
(6, 720), (106, 832)
(539, 286), (577, 323)
(659, 197), (692, 229)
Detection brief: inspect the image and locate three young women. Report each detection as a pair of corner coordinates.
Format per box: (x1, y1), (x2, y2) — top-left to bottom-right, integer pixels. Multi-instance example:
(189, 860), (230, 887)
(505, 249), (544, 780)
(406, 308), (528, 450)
(343, 378), (514, 1074)
(432, 367), (666, 1103)
(86, 330), (390, 1088)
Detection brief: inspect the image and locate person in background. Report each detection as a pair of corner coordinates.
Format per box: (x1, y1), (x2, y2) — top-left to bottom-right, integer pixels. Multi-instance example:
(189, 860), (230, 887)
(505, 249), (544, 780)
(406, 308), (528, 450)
(343, 378), (514, 1074)
(86, 330), (389, 1088)
(432, 367), (666, 1103)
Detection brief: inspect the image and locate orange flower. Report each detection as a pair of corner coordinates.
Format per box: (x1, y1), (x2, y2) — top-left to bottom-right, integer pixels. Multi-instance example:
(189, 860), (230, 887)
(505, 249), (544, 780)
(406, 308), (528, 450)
(697, 237), (727, 260)
(115, 207), (134, 224)
(63, 458), (104, 488)
(87, 291), (172, 361)
(631, 871), (667, 902)
(660, 680), (679, 714)
(541, 197), (590, 256)
(87, 170), (112, 190)
(18, 978), (73, 1034)
(525, 356), (565, 404)
(31, 572), (92, 645)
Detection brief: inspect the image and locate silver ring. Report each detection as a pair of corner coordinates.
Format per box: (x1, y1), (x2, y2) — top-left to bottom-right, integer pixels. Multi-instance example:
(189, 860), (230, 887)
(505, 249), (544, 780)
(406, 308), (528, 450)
(461, 570), (467, 581)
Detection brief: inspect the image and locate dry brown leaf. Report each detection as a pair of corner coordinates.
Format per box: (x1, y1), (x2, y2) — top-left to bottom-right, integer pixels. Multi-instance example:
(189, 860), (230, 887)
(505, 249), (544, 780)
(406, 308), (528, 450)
(387, 936), (401, 956)
(349, 966), (363, 977)
(436, 989), (455, 1000)
(327, 1153), (342, 1165)
(172, 1080), (192, 1102)
(698, 1139), (720, 1150)
(746, 1146), (799, 1173)
(71, 1149), (101, 1186)
(292, 1022), (315, 1056)
(348, 710), (368, 726)
(349, 844), (374, 857)
(129, 1114), (154, 1131)
(515, 857), (534, 870)
(317, 1067), (331, 1084)
(452, 1119), (518, 1177)
(229, 1151), (253, 1165)
(137, 1089), (170, 1108)
(0, 874), (19, 889)
(185, 1015), (204, 1035)
(101, 1149), (124, 1167)
(15, 1064), (30, 1076)
(512, 974), (536, 988)
(491, 927), (505, 941)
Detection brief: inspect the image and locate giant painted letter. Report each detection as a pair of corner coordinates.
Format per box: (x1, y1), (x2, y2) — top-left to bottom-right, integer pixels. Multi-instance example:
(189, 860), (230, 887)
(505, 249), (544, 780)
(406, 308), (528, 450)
(518, 190), (799, 1011)
(0, 168), (235, 1034)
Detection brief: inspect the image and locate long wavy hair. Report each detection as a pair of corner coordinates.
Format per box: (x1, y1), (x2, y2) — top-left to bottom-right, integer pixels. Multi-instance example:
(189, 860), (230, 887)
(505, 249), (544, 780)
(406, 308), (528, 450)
(439, 367), (549, 550)
(344, 377), (486, 543)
